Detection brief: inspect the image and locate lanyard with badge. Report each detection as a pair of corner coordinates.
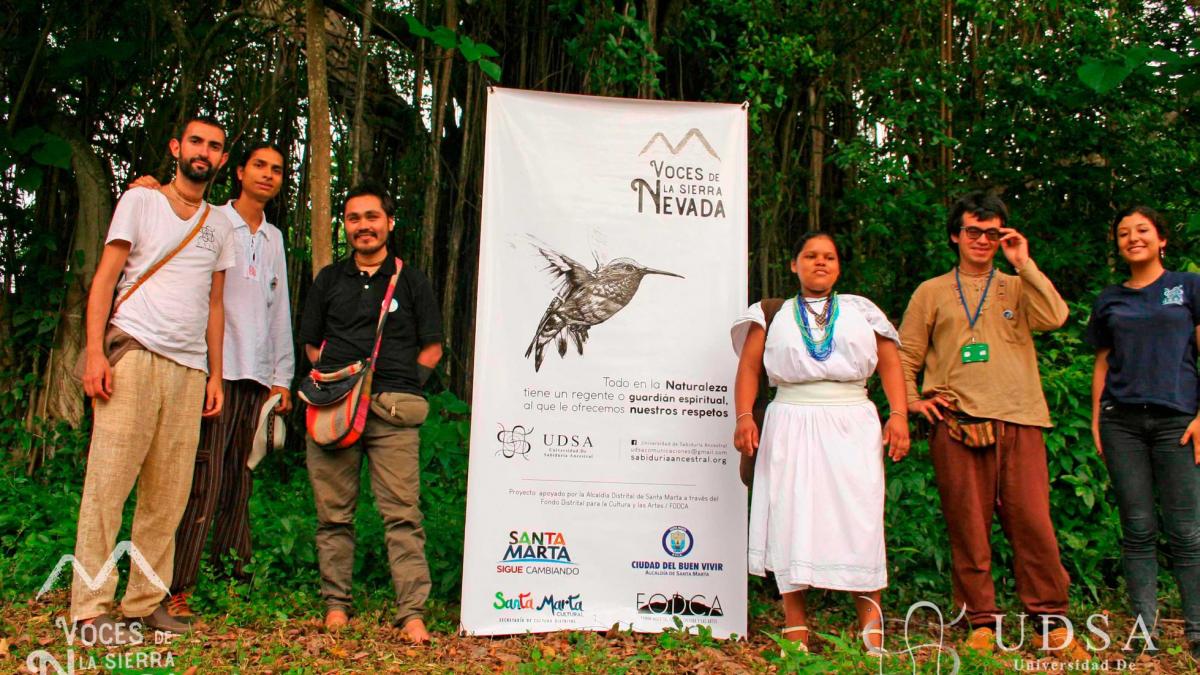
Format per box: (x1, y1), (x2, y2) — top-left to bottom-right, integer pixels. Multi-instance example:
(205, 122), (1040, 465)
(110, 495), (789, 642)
(956, 266), (993, 363)
(245, 232), (260, 280)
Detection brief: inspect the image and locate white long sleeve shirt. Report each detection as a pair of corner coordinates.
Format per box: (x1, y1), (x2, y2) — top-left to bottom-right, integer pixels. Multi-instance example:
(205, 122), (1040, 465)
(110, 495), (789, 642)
(216, 201), (295, 388)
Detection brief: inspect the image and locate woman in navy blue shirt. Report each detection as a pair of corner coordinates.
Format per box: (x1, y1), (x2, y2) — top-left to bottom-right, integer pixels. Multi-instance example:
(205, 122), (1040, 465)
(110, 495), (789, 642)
(1087, 205), (1200, 660)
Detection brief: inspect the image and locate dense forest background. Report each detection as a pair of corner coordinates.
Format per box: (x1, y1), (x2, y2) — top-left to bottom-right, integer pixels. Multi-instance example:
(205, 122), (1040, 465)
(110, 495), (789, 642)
(2, 0), (1200, 652)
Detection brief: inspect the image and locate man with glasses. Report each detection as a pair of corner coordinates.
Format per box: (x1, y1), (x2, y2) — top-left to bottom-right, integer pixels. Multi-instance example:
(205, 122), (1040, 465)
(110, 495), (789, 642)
(898, 191), (1086, 659)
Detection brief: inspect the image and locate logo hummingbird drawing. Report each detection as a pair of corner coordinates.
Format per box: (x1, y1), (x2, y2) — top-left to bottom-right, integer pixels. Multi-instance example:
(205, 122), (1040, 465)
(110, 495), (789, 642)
(525, 244), (683, 371)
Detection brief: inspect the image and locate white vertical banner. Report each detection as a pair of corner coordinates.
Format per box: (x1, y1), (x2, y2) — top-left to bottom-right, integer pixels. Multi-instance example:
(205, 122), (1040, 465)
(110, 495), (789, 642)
(460, 88), (748, 638)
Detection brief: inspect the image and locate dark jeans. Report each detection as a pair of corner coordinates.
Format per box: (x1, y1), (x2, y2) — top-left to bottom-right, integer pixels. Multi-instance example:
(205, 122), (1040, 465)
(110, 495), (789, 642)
(1099, 403), (1200, 643)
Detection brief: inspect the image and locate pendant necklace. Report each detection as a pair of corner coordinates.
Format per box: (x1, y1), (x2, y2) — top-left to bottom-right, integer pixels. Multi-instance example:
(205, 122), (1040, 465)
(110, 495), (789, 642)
(793, 292), (839, 361)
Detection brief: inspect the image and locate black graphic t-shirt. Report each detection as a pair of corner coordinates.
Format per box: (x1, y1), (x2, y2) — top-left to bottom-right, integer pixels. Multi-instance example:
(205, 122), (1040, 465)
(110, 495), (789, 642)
(300, 253), (443, 396)
(1086, 270), (1200, 414)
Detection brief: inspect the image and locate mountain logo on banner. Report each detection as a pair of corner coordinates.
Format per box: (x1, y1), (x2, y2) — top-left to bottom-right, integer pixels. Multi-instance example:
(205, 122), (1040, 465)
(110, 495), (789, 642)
(638, 129), (720, 160)
(524, 241), (683, 372)
(631, 128), (726, 219)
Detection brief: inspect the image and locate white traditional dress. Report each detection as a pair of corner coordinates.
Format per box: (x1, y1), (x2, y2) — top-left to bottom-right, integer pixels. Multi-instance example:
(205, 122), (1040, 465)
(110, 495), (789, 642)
(731, 294), (900, 593)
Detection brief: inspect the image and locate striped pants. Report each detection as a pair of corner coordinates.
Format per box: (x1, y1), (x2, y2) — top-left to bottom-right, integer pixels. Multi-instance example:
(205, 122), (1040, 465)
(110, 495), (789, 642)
(171, 379), (267, 593)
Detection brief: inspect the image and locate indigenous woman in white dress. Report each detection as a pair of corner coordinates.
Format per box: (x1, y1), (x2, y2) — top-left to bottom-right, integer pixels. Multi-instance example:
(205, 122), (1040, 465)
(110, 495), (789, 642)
(731, 232), (910, 653)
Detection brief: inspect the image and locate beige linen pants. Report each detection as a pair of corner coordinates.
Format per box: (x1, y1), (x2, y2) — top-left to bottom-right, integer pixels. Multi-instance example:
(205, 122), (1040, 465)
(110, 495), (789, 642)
(71, 350), (206, 621)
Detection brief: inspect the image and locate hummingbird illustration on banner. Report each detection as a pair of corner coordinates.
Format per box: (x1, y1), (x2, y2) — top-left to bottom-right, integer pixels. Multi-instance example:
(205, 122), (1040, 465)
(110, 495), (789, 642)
(525, 243), (683, 372)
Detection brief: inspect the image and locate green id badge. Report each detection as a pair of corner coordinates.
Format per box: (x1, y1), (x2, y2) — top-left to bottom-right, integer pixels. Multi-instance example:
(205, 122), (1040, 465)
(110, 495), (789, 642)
(961, 342), (990, 363)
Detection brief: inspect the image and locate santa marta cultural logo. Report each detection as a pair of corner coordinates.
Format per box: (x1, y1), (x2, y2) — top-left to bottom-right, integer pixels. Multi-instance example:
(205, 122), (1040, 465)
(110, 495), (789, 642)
(492, 591), (584, 617)
(631, 128), (727, 218)
(496, 423), (533, 459)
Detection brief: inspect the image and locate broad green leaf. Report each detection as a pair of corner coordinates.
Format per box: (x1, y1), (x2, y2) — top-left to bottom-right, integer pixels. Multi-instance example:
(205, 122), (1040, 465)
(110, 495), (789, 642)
(404, 14), (431, 38)
(10, 126), (45, 153)
(1188, 212), (1200, 236)
(477, 43), (499, 59)
(478, 58), (501, 81)
(32, 135), (72, 169)
(459, 36), (482, 62)
(1178, 74), (1200, 97)
(1077, 58), (1132, 94)
(15, 166), (43, 191)
(431, 26), (457, 50)
(1124, 45), (1178, 67)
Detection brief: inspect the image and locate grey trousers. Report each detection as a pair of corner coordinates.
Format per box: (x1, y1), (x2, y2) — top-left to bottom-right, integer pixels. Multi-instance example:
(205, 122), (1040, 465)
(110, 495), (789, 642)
(306, 391), (430, 626)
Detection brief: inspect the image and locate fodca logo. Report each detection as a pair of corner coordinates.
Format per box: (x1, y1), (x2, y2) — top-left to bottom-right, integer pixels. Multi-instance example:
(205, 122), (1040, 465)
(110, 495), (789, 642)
(636, 592), (724, 617)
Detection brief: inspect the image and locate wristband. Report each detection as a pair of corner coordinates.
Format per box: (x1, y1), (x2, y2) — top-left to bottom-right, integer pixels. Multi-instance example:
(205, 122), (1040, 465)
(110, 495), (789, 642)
(888, 410), (906, 418)
(735, 412), (753, 422)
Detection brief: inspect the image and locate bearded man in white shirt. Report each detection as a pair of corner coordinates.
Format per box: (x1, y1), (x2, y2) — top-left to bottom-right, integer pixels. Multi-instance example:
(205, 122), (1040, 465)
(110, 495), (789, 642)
(74, 116), (235, 641)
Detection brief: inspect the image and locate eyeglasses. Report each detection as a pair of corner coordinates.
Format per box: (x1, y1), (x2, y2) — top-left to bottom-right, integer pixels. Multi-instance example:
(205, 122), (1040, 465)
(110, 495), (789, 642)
(961, 226), (1002, 242)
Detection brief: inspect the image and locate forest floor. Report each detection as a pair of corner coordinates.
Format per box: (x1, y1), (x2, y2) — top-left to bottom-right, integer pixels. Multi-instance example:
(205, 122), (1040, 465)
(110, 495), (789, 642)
(2, 591), (1196, 674)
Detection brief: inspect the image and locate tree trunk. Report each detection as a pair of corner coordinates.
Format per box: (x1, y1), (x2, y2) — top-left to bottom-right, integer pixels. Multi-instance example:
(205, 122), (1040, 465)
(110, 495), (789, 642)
(306, 0), (334, 277)
(413, 0), (427, 138)
(29, 132), (112, 436)
(441, 69), (478, 378)
(806, 84), (825, 232)
(939, 0), (954, 190)
(418, 0), (457, 272)
(639, 0), (658, 99)
(350, 0), (373, 185)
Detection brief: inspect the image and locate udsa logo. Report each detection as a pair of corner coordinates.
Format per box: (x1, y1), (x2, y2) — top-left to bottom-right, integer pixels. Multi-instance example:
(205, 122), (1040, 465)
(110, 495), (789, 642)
(662, 526), (693, 558)
(636, 592), (723, 617)
(543, 433), (593, 448)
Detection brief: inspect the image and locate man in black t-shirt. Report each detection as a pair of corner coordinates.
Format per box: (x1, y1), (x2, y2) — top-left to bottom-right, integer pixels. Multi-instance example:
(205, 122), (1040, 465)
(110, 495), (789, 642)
(299, 182), (443, 643)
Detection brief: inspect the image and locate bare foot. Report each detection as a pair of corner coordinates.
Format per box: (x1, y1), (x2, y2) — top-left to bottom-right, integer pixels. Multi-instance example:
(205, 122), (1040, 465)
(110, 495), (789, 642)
(400, 617), (431, 644)
(324, 609), (349, 632)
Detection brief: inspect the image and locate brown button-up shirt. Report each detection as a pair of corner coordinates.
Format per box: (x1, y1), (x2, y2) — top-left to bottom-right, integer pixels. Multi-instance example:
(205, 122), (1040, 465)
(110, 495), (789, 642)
(897, 259), (1069, 427)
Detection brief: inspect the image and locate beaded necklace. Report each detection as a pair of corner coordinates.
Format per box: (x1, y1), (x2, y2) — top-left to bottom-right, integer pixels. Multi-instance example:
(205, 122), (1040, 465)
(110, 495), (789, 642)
(793, 292), (839, 361)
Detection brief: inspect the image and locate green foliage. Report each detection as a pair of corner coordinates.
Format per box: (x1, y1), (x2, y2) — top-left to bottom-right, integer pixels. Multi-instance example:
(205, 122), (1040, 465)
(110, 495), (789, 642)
(557, 1), (665, 97)
(418, 390), (471, 599)
(0, 126), (73, 191)
(655, 615), (720, 651)
(404, 15), (502, 81)
(0, 389), (472, 616)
